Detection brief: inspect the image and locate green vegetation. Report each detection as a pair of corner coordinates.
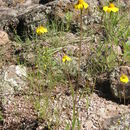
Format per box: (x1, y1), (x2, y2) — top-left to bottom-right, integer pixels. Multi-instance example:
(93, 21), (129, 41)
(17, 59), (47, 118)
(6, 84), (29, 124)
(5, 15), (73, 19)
(0, 111), (3, 121)
(0, 0), (129, 129)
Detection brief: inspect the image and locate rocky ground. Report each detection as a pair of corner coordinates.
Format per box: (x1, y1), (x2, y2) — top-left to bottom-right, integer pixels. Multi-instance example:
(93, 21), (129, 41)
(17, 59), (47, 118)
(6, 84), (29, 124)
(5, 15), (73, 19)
(0, 0), (130, 130)
(0, 85), (130, 130)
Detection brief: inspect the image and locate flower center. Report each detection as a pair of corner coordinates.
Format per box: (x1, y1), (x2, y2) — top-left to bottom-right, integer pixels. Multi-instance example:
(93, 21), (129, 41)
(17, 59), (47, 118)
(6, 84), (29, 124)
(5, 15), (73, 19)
(79, 0), (84, 4)
(109, 3), (115, 8)
(122, 76), (125, 79)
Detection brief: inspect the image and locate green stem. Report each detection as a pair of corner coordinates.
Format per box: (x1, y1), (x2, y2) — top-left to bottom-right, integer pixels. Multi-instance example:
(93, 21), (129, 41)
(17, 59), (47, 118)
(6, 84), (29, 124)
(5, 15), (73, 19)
(78, 10), (83, 84)
(65, 62), (77, 130)
(123, 85), (125, 105)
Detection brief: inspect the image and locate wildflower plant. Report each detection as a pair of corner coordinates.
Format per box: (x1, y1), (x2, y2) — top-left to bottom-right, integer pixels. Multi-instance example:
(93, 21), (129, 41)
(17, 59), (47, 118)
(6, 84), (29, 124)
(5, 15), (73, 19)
(103, 3), (119, 13)
(120, 74), (129, 84)
(74, 0), (89, 82)
(102, 2), (129, 43)
(102, 3), (120, 42)
(29, 26), (66, 123)
(29, 46), (66, 123)
(64, 1), (89, 129)
(62, 55), (72, 63)
(62, 55), (81, 130)
(75, 0), (88, 10)
(36, 26), (48, 35)
(120, 74), (129, 104)
(101, 1), (129, 70)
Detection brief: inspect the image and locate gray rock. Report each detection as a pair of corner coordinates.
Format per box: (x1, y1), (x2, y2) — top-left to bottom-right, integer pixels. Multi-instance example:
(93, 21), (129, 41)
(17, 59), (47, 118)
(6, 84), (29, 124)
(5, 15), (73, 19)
(0, 4), (47, 39)
(0, 0), (98, 38)
(0, 0), (129, 39)
(1, 0), (40, 7)
(110, 66), (130, 99)
(103, 112), (130, 130)
(0, 65), (27, 105)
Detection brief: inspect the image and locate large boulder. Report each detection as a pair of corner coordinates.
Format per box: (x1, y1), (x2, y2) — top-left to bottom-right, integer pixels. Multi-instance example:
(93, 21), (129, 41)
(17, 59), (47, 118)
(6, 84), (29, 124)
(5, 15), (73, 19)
(0, 65), (27, 105)
(0, 4), (47, 39)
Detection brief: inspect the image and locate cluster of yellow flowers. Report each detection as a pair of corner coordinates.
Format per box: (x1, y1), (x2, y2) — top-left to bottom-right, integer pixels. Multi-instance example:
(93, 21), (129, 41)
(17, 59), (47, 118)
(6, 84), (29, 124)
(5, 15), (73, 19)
(75, 0), (88, 10)
(74, 0), (119, 12)
(35, 0), (119, 35)
(103, 3), (119, 13)
(35, 0), (120, 65)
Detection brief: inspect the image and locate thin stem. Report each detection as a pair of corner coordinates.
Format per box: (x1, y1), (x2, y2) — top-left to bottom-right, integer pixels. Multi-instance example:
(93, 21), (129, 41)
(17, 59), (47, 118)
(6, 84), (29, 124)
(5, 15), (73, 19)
(123, 85), (125, 105)
(64, 62), (77, 130)
(78, 10), (83, 83)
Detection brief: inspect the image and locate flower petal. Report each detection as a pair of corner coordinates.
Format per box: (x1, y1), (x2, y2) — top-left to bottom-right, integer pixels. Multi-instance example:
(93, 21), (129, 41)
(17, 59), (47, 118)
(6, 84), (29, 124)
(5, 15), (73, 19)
(36, 26), (48, 35)
(103, 6), (109, 12)
(111, 7), (119, 12)
(75, 4), (83, 9)
(83, 2), (88, 9)
(74, 0), (88, 10)
(62, 55), (72, 62)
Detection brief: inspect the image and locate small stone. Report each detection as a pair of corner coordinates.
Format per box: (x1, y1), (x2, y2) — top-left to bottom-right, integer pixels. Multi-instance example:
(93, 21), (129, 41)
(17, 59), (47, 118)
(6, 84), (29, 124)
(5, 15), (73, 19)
(103, 112), (130, 130)
(0, 30), (10, 45)
(85, 120), (93, 129)
(112, 45), (122, 56)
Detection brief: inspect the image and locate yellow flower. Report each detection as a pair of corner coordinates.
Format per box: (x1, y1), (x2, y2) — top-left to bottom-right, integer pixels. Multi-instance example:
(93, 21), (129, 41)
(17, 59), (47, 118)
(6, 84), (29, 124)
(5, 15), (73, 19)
(120, 74), (129, 84)
(103, 3), (119, 13)
(36, 26), (48, 35)
(103, 6), (111, 13)
(44, 64), (47, 70)
(62, 55), (72, 62)
(75, 0), (89, 10)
